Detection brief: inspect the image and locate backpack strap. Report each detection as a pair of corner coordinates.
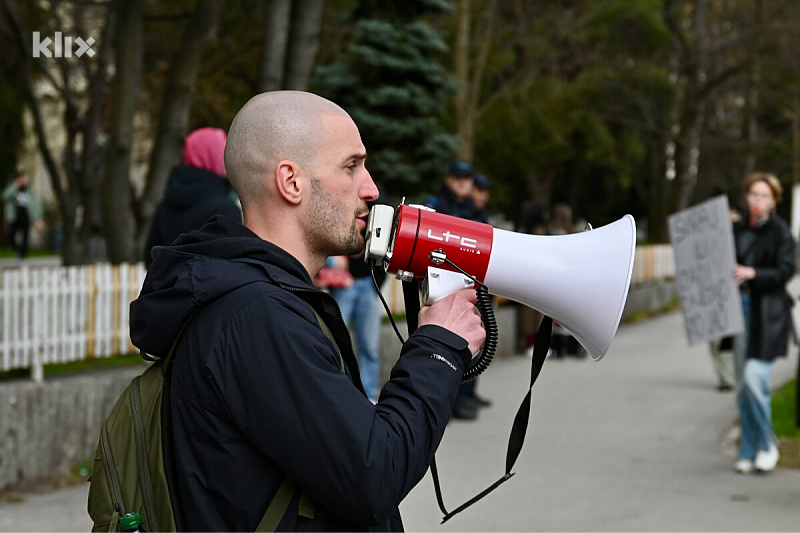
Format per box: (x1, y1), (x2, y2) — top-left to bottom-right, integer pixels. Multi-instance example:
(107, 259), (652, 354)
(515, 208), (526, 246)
(252, 295), (344, 531)
(298, 492), (315, 520)
(256, 478), (297, 532)
(305, 303), (345, 373)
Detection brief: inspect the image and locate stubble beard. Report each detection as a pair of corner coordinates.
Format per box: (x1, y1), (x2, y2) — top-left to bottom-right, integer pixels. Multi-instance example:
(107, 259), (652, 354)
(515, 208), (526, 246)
(308, 177), (364, 257)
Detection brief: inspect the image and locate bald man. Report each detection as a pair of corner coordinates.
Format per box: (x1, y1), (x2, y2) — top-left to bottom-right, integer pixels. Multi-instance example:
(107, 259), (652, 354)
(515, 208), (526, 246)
(129, 91), (485, 531)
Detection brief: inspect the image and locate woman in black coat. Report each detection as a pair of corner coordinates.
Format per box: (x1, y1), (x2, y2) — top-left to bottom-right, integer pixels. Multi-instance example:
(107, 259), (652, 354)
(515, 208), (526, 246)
(732, 172), (796, 474)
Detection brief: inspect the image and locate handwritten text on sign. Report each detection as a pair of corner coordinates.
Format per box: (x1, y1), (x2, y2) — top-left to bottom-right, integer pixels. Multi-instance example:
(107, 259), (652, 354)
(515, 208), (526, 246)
(668, 195), (744, 345)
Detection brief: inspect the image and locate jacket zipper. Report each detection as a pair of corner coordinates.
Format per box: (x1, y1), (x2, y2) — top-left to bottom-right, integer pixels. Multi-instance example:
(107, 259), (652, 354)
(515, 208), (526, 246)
(281, 285), (365, 394)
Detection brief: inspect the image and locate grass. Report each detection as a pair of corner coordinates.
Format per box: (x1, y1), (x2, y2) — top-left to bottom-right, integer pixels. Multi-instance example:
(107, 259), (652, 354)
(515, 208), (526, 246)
(0, 246), (58, 259)
(622, 296), (681, 324)
(0, 354), (145, 381)
(773, 378), (800, 470)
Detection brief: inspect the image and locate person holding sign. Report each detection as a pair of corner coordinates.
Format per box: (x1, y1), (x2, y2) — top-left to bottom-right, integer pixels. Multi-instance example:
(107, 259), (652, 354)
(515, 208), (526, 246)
(731, 172), (796, 474)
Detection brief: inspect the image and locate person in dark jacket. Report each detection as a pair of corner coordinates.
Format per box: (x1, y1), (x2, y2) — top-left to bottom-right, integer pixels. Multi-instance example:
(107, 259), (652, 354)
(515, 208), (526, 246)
(731, 172), (796, 474)
(430, 159), (476, 219)
(128, 91), (485, 531)
(431, 161), (491, 420)
(143, 127), (241, 267)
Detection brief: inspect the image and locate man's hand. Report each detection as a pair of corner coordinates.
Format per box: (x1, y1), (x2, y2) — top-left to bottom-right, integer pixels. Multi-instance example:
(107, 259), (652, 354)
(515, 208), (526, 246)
(418, 289), (485, 356)
(733, 264), (756, 284)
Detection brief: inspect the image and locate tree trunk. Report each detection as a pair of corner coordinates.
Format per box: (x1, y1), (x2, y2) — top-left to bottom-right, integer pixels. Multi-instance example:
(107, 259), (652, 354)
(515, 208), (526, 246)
(102, 0), (143, 264)
(743, 0), (764, 180)
(284, 0), (324, 91)
(79, 0), (118, 264)
(669, 94), (705, 213)
(136, 0), (221, 256)
(454, 0), (499, 161)
(257, 0), (292, 92)
(793, 91), (800, 185)
(663, 0), (709, 216)
(453, 0), (470, 159)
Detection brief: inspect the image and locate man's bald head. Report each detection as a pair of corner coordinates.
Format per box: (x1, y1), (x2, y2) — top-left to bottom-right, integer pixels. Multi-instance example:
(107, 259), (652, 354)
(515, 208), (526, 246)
(224, 91), (352, 210)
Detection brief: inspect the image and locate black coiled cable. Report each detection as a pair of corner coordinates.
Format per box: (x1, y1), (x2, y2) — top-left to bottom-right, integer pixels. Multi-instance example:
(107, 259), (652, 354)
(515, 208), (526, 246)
(371, 255), (500, 383)
(461, 285), (498, 383)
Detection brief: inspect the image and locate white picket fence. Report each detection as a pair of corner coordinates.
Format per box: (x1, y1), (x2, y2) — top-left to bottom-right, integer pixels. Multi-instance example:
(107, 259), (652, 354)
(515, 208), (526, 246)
(0, 245), (675, 381)
(0, 262), (146, 382)
(631, 244), (674, 285)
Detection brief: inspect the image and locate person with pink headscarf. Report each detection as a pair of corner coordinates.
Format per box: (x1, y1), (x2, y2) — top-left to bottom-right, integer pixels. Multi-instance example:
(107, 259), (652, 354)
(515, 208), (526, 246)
(144, 127), (242, 266)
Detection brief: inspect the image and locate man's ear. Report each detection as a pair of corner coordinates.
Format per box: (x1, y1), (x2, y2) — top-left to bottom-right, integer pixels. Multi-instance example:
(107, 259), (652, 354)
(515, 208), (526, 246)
(275, 161), (303, 205)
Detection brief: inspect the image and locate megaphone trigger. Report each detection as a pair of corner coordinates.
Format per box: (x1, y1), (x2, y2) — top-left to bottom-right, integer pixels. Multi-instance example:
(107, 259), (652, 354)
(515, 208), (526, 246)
(422, 267), (474, 303)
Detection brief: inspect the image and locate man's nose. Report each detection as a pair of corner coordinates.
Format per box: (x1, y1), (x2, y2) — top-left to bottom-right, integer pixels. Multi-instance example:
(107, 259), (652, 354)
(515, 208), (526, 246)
(361, 170), (379, 202)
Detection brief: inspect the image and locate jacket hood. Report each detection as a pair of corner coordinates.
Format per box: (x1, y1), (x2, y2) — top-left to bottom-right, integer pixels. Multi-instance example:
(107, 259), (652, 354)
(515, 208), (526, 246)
(130, 215), (313, 357)
(163, 166), (232, 210)
(182, 127), (227, 177)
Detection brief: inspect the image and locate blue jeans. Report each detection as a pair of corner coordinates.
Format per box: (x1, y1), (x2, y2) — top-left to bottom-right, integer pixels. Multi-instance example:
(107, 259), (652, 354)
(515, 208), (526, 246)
(331, 276), (382, 401)
(733, 292), (777, 459)
(737, 359), (776, 459)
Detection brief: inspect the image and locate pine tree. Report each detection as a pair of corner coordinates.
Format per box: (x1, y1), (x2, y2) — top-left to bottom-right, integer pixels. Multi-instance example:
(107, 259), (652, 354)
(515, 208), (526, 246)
(312, 0), (457, 199)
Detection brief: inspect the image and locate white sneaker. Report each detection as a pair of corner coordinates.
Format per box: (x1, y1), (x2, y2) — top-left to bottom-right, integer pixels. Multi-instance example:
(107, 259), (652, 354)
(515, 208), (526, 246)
(754, 444), (779, 472)
(735, 458), (754, 474)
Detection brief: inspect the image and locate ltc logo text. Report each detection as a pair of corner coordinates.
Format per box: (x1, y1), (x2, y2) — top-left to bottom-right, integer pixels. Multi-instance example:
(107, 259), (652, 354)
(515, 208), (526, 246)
(33, 32), (95, 58)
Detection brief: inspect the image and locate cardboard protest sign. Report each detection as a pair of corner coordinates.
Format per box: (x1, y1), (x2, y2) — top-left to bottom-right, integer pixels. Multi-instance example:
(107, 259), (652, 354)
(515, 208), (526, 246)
(668, 195), (744, 345)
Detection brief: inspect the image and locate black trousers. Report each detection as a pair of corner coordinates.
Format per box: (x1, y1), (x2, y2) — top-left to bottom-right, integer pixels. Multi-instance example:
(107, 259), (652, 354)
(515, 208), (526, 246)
(9, 209), (30, 258)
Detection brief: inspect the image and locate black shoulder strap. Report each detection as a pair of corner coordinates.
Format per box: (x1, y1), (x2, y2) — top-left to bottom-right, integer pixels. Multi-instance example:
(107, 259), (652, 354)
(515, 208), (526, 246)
(401, 280), (553, 524)
(305, 302), (345, 374)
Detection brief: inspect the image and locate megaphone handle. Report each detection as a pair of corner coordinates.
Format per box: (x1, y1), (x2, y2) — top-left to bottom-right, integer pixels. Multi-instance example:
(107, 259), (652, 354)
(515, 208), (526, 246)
(403, 278), (497, 382)
(401, 279), (421, 334)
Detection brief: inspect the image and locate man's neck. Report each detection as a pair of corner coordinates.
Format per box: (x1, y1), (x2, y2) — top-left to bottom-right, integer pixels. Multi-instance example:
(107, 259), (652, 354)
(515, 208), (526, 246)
(243, 215), (322, 278)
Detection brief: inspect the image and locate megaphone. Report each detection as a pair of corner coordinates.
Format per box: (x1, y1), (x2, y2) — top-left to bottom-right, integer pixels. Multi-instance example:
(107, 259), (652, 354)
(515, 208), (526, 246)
(365, 203), (636, 361)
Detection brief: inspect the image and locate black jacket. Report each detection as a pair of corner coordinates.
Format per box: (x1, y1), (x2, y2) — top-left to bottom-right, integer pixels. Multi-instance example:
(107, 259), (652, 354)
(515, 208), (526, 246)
(144, 165), (241, 267)
(129, 216), (471, 531)
(434, 186), (476, 220)
(734, 214), (797, 360)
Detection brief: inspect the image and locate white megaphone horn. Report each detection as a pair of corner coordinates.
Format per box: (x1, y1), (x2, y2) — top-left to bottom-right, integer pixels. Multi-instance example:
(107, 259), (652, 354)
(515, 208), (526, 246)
(365, 204), (636, 361)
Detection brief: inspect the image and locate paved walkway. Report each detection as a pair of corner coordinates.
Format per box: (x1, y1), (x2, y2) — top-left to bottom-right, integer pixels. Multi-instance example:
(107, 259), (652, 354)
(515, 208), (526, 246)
(2, 301), (799, 531)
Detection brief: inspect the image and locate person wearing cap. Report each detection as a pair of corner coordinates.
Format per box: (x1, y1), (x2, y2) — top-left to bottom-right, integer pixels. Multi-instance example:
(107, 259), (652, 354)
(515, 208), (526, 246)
(143, 127), (242, 267)
(432, 161), (492, 420)
(431, 159), (476, 219)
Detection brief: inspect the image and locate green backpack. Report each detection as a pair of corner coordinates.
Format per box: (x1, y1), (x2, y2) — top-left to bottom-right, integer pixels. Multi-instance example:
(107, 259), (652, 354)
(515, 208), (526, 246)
(88, 303), (342, 532)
